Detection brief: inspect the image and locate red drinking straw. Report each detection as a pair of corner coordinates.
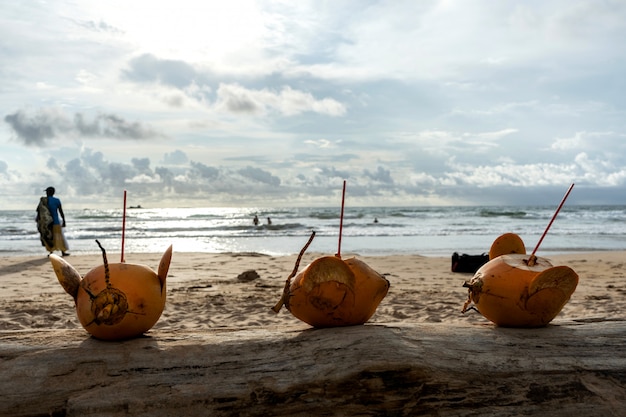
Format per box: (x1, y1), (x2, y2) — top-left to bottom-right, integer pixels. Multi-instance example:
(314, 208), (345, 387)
(121, 190), (127, 263)
(528, 183), (575, 265)
(336, 180), (346, 258)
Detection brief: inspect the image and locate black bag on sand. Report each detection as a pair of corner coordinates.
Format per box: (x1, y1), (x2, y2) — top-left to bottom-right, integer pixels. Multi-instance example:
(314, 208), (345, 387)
(451, 252), (489, 273)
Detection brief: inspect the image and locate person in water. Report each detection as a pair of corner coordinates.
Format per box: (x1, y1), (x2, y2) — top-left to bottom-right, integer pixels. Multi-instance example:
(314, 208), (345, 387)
(36, 186), (70, 256)
(253, 215), (259, 226)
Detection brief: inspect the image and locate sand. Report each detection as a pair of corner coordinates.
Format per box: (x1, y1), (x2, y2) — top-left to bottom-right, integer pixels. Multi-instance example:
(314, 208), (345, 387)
(1, 250), (625, 416)
(1, 250), (624, 332)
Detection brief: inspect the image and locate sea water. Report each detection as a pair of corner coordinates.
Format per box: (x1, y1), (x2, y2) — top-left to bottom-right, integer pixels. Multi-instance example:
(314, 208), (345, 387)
(1, 205), (625, 258)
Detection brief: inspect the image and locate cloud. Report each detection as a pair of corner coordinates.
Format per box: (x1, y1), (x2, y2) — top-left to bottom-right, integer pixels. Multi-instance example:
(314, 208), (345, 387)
(237, 166), (280, 186)
(162, 150), (189, 165)
(4, 109), (61, 146)
(215, 83), (347, 117)
(190, 161), (219, 180)
(6, 141), (626, 209)
(2, 1), (626, 209)
(73, 19), (124, 35)
(304, 138), (336, 148)
(121, 54), (347, 117)
(364, 166), (393, 184)
(551, 131), (626, 153)
(131, 157), (151, 173)
(162, 94), (185, 108)
(4, 108), (164, 146)
(574, 152), (626, 186)
(122, 53), (201, 88)
(318, 166), (351, 179)
(294, 153), (360, 164)
(216, 83), (260, 114)
(126, 173), (161, 184)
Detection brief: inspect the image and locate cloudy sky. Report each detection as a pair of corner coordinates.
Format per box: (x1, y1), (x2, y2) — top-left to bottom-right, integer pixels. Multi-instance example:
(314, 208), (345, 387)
(2, 0), (626, 209)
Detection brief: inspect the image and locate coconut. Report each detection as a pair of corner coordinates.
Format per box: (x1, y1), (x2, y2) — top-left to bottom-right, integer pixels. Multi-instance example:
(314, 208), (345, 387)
(50, 241), (172, 340)
(462, 234), (578, 327)
(272, 232), (389, 327)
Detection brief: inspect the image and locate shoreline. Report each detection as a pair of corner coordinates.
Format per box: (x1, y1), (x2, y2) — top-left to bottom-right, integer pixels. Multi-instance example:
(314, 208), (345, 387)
(2, 246), (625, 258)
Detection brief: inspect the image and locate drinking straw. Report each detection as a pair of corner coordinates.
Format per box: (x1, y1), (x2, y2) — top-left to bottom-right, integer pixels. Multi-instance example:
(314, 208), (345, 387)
(528, 183), (575, 266)
(121, 190), (127, 263)
(336, 180), (346, 258)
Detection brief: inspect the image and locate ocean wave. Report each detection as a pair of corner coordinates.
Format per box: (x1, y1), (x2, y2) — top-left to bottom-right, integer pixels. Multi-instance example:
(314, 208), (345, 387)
(2, 205), (626, 256)
(0, 226), (34, 236)
(479, 209), (527, 218)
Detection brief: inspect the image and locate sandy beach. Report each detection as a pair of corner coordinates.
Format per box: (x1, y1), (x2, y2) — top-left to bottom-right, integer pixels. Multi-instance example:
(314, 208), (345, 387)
(1, 250), (625, 332)
(1, 250), (625, 416)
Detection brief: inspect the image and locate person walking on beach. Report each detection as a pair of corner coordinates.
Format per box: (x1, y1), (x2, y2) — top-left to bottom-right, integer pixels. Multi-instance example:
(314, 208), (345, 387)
(36, 186), (69, 256)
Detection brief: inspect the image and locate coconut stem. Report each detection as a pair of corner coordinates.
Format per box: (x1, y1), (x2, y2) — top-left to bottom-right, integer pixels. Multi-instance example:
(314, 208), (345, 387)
(95, 239), (112, 288)
(271, 231), (316, 313)
(528, 183), (574, 266)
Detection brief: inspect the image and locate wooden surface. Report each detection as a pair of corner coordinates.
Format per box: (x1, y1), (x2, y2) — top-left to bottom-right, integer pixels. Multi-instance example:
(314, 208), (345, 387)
(1, 320), (625, 416)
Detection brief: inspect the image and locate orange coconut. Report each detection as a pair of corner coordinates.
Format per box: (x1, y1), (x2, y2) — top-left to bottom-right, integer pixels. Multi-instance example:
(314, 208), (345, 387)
(287, 255), (389, 327)
(273, 251), (390, 328)
(462, 234), (578, 327)
(488, 232), (526, 259)
(50, 242), (172, 340)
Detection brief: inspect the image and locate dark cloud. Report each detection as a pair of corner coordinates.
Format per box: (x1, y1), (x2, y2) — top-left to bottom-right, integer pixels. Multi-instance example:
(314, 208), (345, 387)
(438, 184), (609, 207)
(73, 18), (124, 35)
(39, 149), (284, 204)
(122, 54), (200, 89)
(16, 145), (626, 207)
(162, 150), (188, 165)
(319, 166), (351, 179)
(46, 157), (61, 171)
(237, 166), (280, 186)
(4, 109), (61, 146)
(80, 150), (107, 170)
(122, 55), (346, 116)
(96, 114), (161, 139)
(106, 162), (136, 186)
(216, 84), (260, 114)
(155, 166), (175, 190)
(190, 161), (219, 180)
(59, 151), (146, 196)
(131, 158), (151, 174)
(76, 112), (160, 140)
(224, 155), (269, 164)
(364, 166), (393, 184)
(293, 153), (360, 163)
(4, 108), (164, 146)
(63, 157), (102, 195)
(163, 94), (185, 108)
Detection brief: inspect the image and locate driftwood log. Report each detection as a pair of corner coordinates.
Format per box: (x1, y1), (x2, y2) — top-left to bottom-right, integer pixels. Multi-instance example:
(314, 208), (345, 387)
(1, 320), (625, 416)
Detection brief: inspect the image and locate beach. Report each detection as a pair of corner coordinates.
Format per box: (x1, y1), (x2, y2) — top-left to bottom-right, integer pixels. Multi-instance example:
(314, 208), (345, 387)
(1, 250), (625, 331)
(1, 250), (625, 415)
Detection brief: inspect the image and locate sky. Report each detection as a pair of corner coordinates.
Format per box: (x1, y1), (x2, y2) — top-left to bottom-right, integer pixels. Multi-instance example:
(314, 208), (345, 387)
(2, 0), (626, 210)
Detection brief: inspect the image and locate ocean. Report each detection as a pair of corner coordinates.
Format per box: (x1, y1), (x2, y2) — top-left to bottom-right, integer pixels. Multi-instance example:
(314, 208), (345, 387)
(1, 205), (625, 259)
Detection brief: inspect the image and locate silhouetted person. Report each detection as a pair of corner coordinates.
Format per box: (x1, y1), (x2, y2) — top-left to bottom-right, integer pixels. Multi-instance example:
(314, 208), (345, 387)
(36, 186), (69, 256)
